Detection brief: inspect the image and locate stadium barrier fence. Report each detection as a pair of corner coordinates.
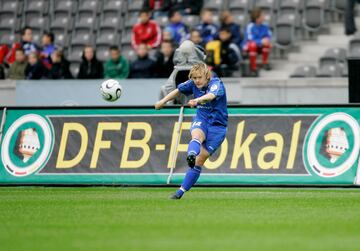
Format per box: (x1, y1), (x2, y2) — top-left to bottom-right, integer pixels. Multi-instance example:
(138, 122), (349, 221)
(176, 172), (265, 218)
(0, 105), (359, 186)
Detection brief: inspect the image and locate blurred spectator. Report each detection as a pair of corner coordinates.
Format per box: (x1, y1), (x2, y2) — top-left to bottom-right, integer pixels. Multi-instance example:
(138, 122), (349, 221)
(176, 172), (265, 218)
(78, 46), (104, 79)
(162, 28), (179, 47)
(155, 40), (175, 77)
(0, 45), (9, 65)
(220, 11), (242, 48)
(7, 48), (28, 79)
(0, 64), (5, 79)
(345, 0), (360, 35)
(242, 8), (272, 77)
(104, 45), (129, 79)
(132, 8), (162, 50)
(21, 26), (38, 55)
(129, 43), (156, 78)
(25, 52), (49, 79)
(143, 0), (171, 18)
(171, 0), (203, 15)
(195, 9), (219, 44)
(162, 28), (175, 43)
(206, 27), (241, 77)
(166, 10), (189, 45)
(40, 32), (57, 69)
(49, 50), (73, 79)
(189, 29), (205, 48)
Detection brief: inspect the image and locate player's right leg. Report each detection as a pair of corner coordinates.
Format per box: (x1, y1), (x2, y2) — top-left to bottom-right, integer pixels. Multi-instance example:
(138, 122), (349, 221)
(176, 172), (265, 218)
(186, 128), (206, 167)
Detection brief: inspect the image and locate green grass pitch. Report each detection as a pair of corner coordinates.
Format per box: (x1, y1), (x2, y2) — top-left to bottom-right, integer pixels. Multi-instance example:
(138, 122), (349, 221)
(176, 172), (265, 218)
(1, 187), (359, 251)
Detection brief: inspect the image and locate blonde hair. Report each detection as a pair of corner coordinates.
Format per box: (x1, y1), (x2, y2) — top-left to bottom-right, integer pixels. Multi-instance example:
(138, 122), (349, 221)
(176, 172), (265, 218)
(188, 63), (211, 82)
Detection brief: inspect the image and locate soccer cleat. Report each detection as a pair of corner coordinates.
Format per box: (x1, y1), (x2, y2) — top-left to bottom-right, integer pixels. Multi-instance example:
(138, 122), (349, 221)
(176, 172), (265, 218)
(170, 193), (182, 200)
(186, 154), (196, 168)
(263, 63), (272, 71)
(248, 69), (259, 77)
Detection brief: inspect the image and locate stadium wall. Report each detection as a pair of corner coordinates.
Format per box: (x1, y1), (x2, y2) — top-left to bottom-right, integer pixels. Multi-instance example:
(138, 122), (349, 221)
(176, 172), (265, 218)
(0, 78), (348, 106)
(0, 106), (359, 186)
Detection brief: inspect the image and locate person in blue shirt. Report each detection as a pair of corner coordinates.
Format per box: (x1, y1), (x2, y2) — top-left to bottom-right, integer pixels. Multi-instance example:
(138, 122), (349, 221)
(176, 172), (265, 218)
(166, 9), (189, 45)
(155, 63), (228, 199)
(242, 8), (272, 77)
(20, 26), (38, 55)
(40, 32), (57, 69)
(195, 9), (219, 44)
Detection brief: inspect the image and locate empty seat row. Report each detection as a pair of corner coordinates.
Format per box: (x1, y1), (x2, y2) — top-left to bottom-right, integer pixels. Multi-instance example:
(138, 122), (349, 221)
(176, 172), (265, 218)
(290, 47), (348, 78)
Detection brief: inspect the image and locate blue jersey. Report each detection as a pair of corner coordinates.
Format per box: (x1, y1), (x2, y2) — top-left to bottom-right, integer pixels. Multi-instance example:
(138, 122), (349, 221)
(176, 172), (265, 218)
(242, 22), (272, 47)
(177, 77), (228, 127)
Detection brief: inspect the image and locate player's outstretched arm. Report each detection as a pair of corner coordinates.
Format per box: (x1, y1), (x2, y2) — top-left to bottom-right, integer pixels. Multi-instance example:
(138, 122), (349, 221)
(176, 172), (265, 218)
(188, 93), (216, 107)
(155, 89), (180, 109)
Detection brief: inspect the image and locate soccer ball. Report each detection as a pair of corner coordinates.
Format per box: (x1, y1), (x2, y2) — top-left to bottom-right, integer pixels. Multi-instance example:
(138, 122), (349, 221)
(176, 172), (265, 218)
(100, 79), (122, 102)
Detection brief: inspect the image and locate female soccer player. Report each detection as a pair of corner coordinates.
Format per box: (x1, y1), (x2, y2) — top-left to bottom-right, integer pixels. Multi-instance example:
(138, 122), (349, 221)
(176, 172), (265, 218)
(155, 63), (228, 199)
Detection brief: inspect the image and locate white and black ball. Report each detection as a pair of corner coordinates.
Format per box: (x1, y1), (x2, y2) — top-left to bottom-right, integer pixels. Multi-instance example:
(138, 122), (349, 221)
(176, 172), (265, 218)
(100, 79), (122, 102)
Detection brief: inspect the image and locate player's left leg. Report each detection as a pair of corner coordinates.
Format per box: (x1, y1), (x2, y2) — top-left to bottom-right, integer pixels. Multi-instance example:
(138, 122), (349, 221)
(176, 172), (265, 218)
(171, 125), (227, 200)
(171, 147), (210, 200)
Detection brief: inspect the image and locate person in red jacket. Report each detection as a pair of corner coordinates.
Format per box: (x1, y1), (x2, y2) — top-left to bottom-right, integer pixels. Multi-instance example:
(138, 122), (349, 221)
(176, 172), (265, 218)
(131, 8), (162, 50)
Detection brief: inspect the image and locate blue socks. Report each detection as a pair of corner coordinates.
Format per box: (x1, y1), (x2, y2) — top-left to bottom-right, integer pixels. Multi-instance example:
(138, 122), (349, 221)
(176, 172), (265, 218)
(176, 166), (202, 198)
(175, 139), (202, 198)
(187, 139), (201, 156)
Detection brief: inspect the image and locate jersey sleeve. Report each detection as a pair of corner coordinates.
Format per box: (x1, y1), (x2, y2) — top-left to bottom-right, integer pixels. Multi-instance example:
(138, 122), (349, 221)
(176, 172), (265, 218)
(177, 80), (194, 95)
(208, 79), (224, 97)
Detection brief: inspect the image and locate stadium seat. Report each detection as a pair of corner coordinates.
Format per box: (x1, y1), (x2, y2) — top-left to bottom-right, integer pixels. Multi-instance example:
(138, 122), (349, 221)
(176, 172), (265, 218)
(203, 0), (224, 14)
(124, 12), (139, 28)
(303, 0), (325, 31)
(212, 14), (220, 26)
(0, 0), (23, 15)
(182, 15), (200, 28)
(78, 0), (101, 15)
(31, 29), (42, 45)
(71, 28), (95, 46)
(229, 10), (248, 27)
(96, 45), (111, 62)
(274, 14), (296, 50)
(121, 30), (132, 48)
(278, 0), (303, 28)
(25, 0), (49, 14)
(279, 0), (303, 9)
(74, 15), (96, 30)
(96, 27), (120, 46)
(341, 63), (348, 77)
(0, 13), (19, 32)
(319, 48), (347, 68)
(154, 16), (169, 29)
(103, 0), (126, 14)
(69, 62), (80, 78)
(52, 30), (70, 49)
(50, 13), (74, 31)
(127, 0), (143, 12)
(290, 65), (317, 78)
(27, 16), (49, 31)
(121, 45), (136, 62)
(333, 0), (345, 13)
(99, 15), (123, 30)
(349, 36), (360, 57)
(228, 0), (252, 12)
(53, 0), (78, 14)
(68, 45), (83, 63)
(316, 64), (343, 77)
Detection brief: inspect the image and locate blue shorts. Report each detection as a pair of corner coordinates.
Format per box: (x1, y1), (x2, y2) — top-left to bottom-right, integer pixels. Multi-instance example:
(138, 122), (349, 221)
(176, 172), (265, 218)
(190, 118), (227, 155)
